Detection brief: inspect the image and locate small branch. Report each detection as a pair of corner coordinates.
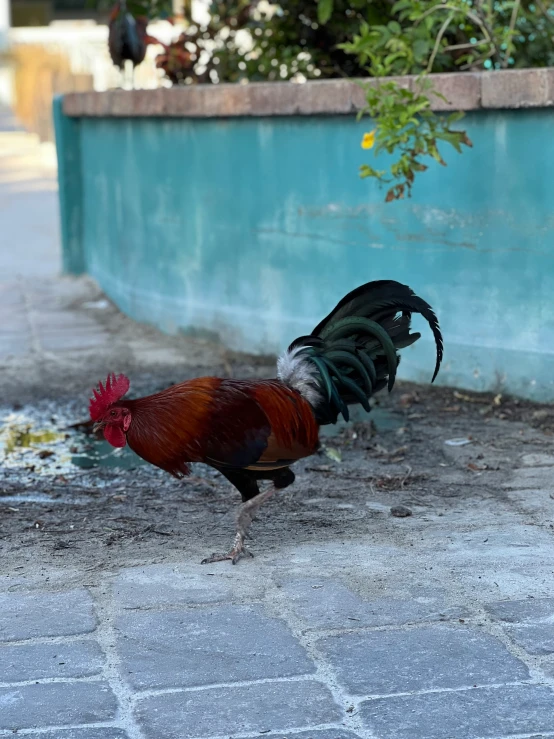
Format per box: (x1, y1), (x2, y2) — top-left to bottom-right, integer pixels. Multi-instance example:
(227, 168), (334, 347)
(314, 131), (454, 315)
(443, 40), (489, 52)
(472, 0), (501, 65)
(502, 0), (521, 69)
(427, 12), (455, 72)
(458, 47), (495, 71)
(414, 3), (499, 64)
(415, 3), (490, 33)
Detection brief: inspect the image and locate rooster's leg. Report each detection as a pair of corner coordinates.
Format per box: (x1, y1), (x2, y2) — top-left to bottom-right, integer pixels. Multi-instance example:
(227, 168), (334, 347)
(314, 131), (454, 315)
(201, 486), (277, 565)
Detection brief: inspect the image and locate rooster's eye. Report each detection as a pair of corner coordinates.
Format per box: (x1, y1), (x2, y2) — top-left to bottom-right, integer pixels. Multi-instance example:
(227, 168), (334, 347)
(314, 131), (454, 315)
(110, 410), (116, 417)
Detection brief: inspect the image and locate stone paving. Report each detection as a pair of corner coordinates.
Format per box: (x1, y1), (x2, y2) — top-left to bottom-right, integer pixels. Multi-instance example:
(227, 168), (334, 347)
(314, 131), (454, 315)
(2, 567), (554, 738)
(2, 111), (554, 739)
(0, 110), (228, 401)
(0, 115), (108, 363)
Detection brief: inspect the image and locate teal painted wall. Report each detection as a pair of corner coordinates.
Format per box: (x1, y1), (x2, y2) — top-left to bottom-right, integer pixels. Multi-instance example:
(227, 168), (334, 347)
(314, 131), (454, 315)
(53, 97), (85, 274)
(58, 107), (554, 400)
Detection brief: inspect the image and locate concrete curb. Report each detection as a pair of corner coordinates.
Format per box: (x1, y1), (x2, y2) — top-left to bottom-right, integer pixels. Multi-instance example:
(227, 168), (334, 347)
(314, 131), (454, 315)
(63, 69), (554, 118)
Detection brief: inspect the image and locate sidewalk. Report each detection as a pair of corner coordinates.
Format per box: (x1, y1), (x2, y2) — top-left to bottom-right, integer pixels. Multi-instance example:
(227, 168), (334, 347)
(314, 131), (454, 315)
(0, 108), (232, 402)
(1, 114), (554, 739)
(0, 107), (103, 379)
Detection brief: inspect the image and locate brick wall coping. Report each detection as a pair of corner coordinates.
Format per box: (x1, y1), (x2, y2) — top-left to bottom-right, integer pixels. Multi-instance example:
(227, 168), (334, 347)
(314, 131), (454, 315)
(63, 68), (554, 118)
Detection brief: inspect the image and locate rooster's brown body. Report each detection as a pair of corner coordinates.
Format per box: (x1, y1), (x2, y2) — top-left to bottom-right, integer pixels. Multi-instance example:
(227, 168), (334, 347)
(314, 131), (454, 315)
(124, 378), (319, 500)
(90, 280), (443, 563)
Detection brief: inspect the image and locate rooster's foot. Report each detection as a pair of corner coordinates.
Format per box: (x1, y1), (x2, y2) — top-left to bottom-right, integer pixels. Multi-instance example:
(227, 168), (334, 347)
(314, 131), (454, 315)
(200, 532), (254, 565)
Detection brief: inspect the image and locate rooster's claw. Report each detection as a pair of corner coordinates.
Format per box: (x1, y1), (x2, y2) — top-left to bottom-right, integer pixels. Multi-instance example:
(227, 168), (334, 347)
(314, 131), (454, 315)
(201, 531), (254, 565)
(201, 547), (253, 565)
(232, 547), (254, 565)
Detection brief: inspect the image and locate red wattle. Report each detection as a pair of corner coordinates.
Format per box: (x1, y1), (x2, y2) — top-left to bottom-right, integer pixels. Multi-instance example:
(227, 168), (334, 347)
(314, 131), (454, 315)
(104, 425), (127, 448)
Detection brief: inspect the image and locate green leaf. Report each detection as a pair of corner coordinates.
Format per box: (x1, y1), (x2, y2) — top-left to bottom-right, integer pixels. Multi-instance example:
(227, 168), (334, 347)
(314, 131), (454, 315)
(413, 38), (430, 60)
(317, 0), (333, 25)
(447, 111), (465, 125)
(435, 131), (464, 152)
(392, 0), (413, 13)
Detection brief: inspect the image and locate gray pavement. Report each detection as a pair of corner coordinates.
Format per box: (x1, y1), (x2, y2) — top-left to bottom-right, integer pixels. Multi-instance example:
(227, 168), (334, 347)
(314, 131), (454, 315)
(0, 116), (230, 401)
(0, 118), (108, 371)
(1, 114), (554, 739)
(2, 554), (554, 738)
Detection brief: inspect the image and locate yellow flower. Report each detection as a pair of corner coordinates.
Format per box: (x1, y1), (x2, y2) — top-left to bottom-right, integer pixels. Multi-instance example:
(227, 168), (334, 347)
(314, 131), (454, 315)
(361, 130), (376, 150)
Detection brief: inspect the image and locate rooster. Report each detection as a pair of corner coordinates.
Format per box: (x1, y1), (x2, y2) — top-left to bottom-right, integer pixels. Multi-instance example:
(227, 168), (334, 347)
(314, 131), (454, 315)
(89, 280), (443, 564)
(108, 0), (159, 83)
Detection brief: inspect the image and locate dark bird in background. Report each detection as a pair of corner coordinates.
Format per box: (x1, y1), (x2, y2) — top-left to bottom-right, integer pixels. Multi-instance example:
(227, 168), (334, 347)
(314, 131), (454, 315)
(89, 280), (443, 564)
(108, 0), (160, 84)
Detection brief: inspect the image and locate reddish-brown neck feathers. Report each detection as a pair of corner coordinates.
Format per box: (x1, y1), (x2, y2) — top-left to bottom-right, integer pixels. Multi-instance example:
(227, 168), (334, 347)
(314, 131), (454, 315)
(123, 378), (222, 477)
(89, 373), (130, 421)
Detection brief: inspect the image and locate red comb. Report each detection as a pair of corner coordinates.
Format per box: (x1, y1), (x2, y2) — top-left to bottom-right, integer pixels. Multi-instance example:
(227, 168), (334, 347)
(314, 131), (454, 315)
(89, 373), (130, 421)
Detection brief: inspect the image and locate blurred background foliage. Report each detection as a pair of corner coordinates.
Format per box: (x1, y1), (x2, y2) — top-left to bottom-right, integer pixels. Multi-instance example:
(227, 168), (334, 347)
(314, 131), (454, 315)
(111, 0), (554, 85)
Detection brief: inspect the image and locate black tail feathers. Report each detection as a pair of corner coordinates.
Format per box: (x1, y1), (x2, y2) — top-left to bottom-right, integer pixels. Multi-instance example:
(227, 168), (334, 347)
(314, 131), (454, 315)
(283, 280), (443, 424)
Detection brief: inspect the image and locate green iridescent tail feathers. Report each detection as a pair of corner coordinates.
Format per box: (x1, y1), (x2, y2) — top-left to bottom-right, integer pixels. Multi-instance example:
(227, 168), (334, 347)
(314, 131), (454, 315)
(288, 280), (443, 424)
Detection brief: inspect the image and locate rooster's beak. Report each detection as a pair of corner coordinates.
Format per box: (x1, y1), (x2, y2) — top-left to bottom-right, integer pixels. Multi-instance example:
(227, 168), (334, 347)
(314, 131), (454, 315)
(92, 422), (104, 434)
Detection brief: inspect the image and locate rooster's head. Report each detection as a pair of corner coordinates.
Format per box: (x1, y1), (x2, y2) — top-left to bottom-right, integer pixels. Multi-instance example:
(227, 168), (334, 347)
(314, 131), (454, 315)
(89, 373), (131, 448)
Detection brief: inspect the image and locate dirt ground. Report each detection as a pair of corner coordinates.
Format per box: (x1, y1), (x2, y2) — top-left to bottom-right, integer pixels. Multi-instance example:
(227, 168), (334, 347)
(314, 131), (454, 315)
(3, 370), (554, 579)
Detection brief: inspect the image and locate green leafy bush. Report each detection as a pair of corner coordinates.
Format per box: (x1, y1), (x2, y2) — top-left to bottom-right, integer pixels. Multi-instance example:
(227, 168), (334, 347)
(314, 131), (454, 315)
(358, 78), (472, 201)
(339, 0), (554, 75)
(152, 1), (553, 84)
